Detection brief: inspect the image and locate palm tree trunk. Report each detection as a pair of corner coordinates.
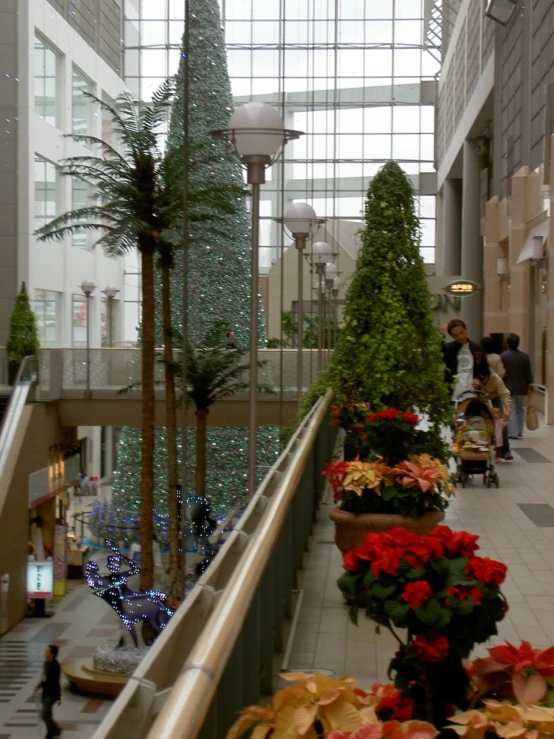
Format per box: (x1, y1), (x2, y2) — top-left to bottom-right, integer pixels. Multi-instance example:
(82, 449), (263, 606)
(195, 409), (208, 496)
(161, 262), (180, 597)
(140, 245), (155, 590)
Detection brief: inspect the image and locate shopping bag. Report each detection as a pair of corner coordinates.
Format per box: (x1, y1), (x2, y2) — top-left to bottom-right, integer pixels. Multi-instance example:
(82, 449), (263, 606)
(526, 405), (539, 431)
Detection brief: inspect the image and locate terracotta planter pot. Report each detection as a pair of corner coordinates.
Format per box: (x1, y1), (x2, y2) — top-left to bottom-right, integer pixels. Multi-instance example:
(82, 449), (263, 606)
(329, 507), (445, 554)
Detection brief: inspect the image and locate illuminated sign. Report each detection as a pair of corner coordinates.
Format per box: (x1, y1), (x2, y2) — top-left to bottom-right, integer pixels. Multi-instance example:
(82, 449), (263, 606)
(27, 561), (53, 599)
(442, 279), (482, 296)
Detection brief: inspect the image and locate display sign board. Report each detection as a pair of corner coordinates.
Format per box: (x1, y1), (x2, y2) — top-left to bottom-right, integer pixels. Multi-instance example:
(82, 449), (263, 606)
(53, 524), (66, 597)
(442, 279), (482, 296)
(27, 561), (53, 599)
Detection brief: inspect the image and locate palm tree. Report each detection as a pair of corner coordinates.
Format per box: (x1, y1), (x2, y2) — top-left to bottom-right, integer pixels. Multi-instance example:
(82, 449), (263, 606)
(156, 242), (180, 595)
(35, 84), (182, 590)
(156, 157), (246, 594)
(173, 325), (273, 497)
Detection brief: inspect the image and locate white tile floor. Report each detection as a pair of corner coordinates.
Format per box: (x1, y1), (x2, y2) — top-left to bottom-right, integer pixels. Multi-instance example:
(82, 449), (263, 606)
(0, 561), (122, 737)
(286, 421), (554, 687)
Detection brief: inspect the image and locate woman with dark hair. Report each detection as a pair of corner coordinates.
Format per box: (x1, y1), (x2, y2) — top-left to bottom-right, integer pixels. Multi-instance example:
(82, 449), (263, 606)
(472, 351), (512, 461)
(480, 336), (506, 378)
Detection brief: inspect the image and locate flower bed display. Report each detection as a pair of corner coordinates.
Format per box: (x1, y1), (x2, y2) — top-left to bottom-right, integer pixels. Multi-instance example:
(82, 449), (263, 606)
(325, 409), (455, 553)
(337, 526), (508, 728)
(228, 523), (554, 739)
(226, 670), (438, 739)
(324, 454), (454, 520)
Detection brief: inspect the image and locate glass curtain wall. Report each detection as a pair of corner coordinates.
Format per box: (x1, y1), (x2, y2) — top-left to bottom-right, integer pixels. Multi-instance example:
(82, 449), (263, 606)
(124, 0), (438, 270)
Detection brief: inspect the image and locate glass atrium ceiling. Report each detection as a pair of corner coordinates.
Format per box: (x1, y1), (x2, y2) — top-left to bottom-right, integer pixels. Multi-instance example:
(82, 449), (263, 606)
(124, 0), (439, 269)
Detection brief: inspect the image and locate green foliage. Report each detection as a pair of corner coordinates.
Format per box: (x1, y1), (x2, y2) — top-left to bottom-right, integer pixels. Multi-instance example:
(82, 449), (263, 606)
(7, 285), (39, 363)
(302, 161), (452, 440)
(170, 323), (274, 412)
(268, 310), (340, 349)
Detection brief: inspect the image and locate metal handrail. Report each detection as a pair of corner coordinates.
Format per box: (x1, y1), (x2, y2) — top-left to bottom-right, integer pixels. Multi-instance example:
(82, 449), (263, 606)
(147, 388), (333, 738)
(0, 354), (38, 507)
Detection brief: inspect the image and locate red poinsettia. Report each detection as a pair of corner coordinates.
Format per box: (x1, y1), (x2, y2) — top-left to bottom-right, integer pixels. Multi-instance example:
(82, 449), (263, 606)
(465, 556), (507, 586)
(487, 640), (554, 678)
(377, 696), (417, 722)
(402, 581), (433, 609)
(323, 459), (353, 500)
(370, 548), (403, 578)
(468, 640), (554, 706)
(432, 527), (479, 558)
(367, 409), (419, 426)
(446, 586), (483, 606)
(413, 633), (450, 663)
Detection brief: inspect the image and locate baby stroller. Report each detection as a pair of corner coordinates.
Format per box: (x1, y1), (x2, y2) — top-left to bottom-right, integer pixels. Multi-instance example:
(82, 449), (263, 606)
(452, 391), (500, 489)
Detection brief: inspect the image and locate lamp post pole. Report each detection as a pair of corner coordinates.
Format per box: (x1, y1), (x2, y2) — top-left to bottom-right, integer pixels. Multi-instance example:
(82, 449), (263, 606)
(309, 241), (334, 374)
(212, 102), (303, 499)
(316, 266), (325, 372)
(332, 287), (339, 349)
(81, 280), (96, 400)
(280, 202), (321, 408)
(102, 286), (119, 348)
(324, 263), (338, 362)
(246, 159), (265, 499)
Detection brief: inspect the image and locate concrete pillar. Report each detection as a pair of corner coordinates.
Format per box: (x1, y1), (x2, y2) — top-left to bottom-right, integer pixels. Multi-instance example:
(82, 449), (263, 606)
(442, 178), (462, 276)
(103, 426), (114, 482)
(461, 139), (483, 340)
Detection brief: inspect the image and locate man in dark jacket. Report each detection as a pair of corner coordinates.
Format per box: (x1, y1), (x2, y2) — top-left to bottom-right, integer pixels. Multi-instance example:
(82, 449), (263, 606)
(501, 333), (533, 439)
(35, 643), (62, 738)
(440, 319), (483, 399)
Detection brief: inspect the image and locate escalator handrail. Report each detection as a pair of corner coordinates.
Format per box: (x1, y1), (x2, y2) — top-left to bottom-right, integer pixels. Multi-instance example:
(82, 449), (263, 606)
(0, 354), (38, 479)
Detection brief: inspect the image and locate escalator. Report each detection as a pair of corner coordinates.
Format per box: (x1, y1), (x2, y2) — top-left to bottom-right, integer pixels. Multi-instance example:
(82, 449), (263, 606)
(0, 394), (9, 429)
(0, 356), (37, 480)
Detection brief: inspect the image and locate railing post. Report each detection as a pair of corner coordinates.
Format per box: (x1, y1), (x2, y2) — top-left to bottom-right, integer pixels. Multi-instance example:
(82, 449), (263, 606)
(273, 531), (286, 650)
(215, 631), (244, 738)
(260, 554), (276, 694)
(241, 587), (261, 707)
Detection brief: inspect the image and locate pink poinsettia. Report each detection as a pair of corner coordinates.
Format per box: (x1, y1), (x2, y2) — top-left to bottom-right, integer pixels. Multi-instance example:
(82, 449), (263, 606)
(390, 461), (441, 494)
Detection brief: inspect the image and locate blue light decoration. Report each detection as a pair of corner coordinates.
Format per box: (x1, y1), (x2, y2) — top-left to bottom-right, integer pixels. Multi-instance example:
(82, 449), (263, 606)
(85, 539), (174, 647)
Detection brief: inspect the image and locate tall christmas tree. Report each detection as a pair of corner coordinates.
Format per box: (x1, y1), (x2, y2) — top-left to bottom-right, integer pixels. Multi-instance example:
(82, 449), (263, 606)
(111, 0), (278, 530)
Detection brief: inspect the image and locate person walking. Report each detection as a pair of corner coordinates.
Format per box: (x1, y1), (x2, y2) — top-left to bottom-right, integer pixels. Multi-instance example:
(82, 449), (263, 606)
(501, 333), (533, 440)
(34, 643), (62, 738)
(481, 336), (511, 459)
(440, 319), (483, 400)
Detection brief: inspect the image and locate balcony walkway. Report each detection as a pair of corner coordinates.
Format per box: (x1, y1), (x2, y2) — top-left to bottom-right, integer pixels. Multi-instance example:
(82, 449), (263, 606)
(1, 421), (554, 737)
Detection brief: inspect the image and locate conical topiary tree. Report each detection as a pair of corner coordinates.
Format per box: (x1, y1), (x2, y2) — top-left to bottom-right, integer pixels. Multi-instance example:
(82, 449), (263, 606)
(305, 161), (451, 451)
(6, 282), (39, 383)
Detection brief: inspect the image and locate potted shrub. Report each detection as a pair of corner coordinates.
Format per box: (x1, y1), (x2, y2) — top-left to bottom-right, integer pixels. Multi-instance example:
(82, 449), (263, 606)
(337, 526), (508, 728)
(301, 162), (452, 459)
(6, 282), (39, 384)
(324, 409), (454, 552)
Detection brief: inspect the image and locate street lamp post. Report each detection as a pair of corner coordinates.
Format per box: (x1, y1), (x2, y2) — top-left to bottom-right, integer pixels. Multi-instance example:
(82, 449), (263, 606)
(332, 275), (342, 350)
(212, 103), (302, 498)
(80, 280), (96, 399)
(324, 263), (338, 358)
(281, 202), (322, 407)
(102, 285), (119, 348)
(310, 241), (334, 372)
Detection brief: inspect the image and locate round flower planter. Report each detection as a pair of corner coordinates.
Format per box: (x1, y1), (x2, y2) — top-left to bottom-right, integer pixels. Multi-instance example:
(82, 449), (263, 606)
(329, 507), (445, 554)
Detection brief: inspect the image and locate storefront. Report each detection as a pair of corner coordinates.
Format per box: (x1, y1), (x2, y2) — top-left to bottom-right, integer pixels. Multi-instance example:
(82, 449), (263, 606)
(483, 167), (551, 421)
(27, 449), (81, 603)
